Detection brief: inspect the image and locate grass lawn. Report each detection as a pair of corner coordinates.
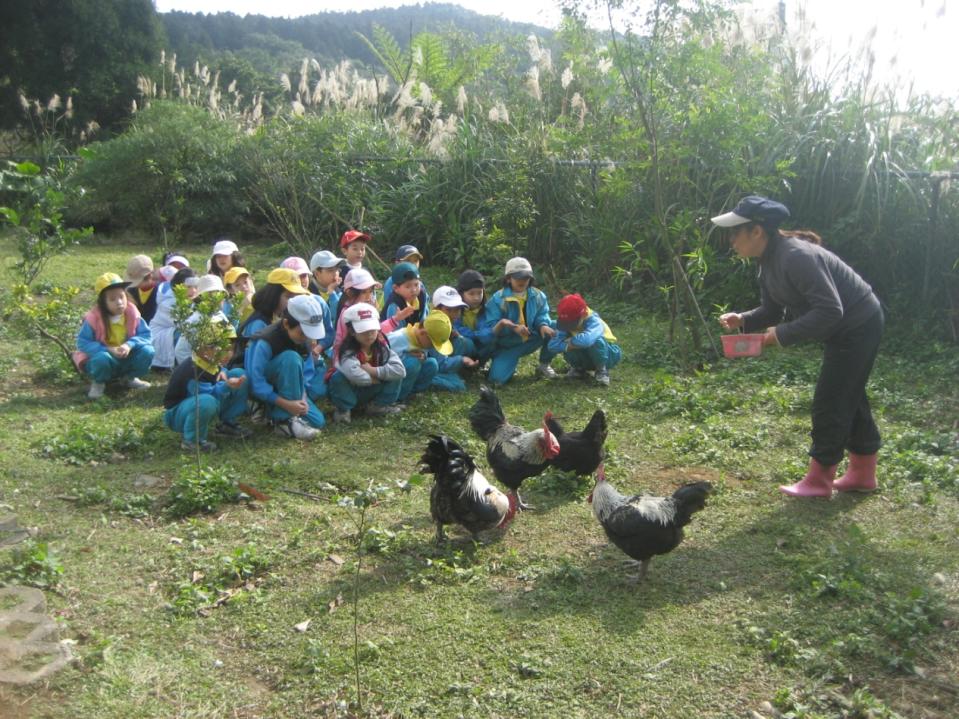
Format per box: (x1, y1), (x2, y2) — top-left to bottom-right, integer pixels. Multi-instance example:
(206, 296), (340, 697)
(1, 235), (957, 718)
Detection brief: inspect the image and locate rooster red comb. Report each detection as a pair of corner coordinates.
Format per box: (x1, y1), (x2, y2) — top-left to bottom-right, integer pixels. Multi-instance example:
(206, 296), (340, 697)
(557, 294), (588, 324)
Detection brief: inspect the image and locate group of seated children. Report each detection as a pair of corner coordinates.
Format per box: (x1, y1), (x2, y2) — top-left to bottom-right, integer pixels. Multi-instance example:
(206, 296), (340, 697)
(75, 231), (621, 449)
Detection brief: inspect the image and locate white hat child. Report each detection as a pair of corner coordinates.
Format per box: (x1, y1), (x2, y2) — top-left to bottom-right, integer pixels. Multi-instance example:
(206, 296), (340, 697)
(212, 239), (239, 256)
(287, 295), (326, 340)
(195, 274), (226, 295)
(310, 250), (345, 271)
(432, 285), (468, 309)
(342, 302), (381, 333)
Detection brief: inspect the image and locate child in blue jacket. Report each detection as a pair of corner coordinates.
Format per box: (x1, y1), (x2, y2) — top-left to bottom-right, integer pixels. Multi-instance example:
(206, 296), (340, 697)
(548, 293), (621, 386)
(383, 262), (429, 328)
(429, 286), (479, 391)
(74, 273), (155, 399)
(453, 270), (494, 362)
(483, 257), (558, 386)
(246, 295), (327, 440)
(162, 321), (250, 451)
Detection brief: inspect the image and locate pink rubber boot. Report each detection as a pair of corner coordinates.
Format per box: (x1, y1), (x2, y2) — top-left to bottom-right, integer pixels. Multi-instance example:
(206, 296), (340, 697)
(833, 452), (878, 492)
(779, 458), (837, 498)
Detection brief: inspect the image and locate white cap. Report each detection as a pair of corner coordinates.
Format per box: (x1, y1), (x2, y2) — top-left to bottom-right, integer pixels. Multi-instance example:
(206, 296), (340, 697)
(212, 239), (239, 256)
(310, 250), (344, 271)
(166, 254), (190, 268)
(286, 295), (326, 340)
(342, 302), (380, 333)
(504, 257), (533, 277)
(195, 274), (226, 295)
(281, 256), (310, 274)
(343, 268), (381, 291)
(157, 265), (178, 283)
(432, 285), (468, 309)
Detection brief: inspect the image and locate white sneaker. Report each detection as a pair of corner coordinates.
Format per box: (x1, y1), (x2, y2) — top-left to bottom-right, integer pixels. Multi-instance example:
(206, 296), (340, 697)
(249, 401), (269, 425)
(126, 377), (151, 390)
(88, 382), (106, 399)
(594, 368), (610, 386)
(333, 409), (352, 424)
(274, 416), (319, 441)
(535, 363), (557, 380)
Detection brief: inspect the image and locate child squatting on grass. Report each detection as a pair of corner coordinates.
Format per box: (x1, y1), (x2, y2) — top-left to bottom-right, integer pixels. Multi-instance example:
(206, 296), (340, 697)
(162, 319), (250, 452)
(246, 294), (328, 441)
(549, 293), (621, 386)
(383, 261), (429, 328)
(454, 269), (494, 363)
(484, 257), (558, 386)
(74, 272), (155, 400)
(328, 302), (407, 424)
(429, 285), (480, 391)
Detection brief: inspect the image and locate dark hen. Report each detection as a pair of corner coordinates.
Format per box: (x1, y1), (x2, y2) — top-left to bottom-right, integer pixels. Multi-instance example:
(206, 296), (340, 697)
(589, 465), (712, 581)
(544, 409), (607, 476)
(468, 385), (560, 509)
(420, 434), (517, 542)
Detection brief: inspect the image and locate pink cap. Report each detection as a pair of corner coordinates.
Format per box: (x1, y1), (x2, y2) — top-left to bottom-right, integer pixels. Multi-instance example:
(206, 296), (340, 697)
(281, 256), (310, 275)
(343, 268), (382, 291)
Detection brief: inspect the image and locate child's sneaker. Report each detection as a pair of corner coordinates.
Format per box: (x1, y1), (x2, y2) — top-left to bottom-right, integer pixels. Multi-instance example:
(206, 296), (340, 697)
(274, 416), (319, 441)
(594, 368), (610, 386)
(535, 363), (557, 380)
(126, 377), (151, 390)
(214, 421), (253, 439)
(333, 408), (352, 424)
(365, 404), (403, 416)
(248, 400), (269, 425)
(181, 439), (217, 452)
(565, 367), (586, 380)
(87, 382), (106, 399)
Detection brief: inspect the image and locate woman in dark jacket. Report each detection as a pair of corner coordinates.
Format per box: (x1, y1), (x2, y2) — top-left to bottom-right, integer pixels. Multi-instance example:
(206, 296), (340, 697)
(713, 196), (884, 497)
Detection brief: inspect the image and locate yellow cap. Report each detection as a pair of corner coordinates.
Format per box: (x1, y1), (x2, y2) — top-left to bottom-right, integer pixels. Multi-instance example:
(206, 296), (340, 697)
(94, 272), (129, 296)
(223, 266), (250, 286)
(266, 267), (309, 295)
(423, 311), (453, 355)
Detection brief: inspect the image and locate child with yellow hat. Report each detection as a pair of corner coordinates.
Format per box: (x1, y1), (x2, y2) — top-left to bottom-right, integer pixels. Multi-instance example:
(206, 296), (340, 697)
(385, 311), (454, 402)
(73, 273), (155, 399)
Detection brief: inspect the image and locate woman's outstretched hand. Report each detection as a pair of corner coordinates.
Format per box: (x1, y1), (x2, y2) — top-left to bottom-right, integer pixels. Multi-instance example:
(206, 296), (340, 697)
(719, 312), (743, 331)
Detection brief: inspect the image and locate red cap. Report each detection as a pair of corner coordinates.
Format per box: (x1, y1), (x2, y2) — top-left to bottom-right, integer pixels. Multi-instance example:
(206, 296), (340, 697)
(340, 230), (372, 248)
(557, 294), (588, 324)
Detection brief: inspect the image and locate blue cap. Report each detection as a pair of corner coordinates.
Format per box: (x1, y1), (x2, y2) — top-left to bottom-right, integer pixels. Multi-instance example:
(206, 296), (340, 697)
(711, 195), (790, 228)
(391, 261), (420, 285)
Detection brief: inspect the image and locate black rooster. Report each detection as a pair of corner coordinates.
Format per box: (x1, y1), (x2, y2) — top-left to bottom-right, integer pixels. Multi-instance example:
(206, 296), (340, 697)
(588, 464), (712, 581)
(420, 434), (518, 542)
(468, 386), (560, 510)
(544, 409), (607, 476)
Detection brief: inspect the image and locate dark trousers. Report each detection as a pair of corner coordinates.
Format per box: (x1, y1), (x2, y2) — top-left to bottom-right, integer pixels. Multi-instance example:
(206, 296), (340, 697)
(809, 307), (884, 466)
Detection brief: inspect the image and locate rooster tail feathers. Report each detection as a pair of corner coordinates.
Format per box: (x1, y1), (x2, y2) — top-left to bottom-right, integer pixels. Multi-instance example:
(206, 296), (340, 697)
(671, 481), (712, 520)
(469, 385), (506, 440)
(421, 435), (476, 483)
(544, 411), (564, 438)
(584, 409), (607, 442)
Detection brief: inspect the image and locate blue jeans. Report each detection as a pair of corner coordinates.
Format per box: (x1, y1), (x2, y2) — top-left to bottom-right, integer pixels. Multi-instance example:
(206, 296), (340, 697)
(564, 339), (622, 372)
(163, 369), (249, 443)
(263, 350), (325, 429)
(85, 345), (155, 383)
(327, 370), (402, 411)
(453, 335), (493, 363)
(488, 333), (557, 385)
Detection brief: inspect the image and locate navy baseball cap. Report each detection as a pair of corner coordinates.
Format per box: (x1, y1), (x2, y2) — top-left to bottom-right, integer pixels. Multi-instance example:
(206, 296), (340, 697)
(394, 244), (423, 262)
(711, 195), (790, 228)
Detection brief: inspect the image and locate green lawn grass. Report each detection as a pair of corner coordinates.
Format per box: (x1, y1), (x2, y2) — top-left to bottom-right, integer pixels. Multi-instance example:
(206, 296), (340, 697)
(1, 235), (957, 718)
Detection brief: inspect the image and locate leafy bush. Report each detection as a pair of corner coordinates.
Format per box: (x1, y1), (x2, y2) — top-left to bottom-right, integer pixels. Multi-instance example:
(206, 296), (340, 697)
(71, 102), (245, 239)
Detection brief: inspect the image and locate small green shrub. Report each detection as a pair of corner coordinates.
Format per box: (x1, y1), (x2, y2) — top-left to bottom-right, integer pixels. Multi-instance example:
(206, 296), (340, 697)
(0, 540), (63, 589)
(37, 423), (144, 465)
(166, 465), (242, 518)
